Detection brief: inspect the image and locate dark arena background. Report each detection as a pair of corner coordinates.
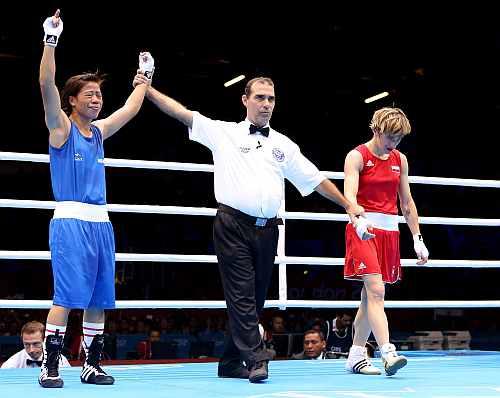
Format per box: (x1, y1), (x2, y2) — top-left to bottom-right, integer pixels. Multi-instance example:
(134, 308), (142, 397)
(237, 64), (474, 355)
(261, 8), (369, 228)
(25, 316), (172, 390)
(0, 4), (499, 397)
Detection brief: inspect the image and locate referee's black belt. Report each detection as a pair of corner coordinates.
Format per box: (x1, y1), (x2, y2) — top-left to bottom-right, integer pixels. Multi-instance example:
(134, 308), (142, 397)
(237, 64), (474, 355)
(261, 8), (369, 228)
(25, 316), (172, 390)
(217, 204), (283, 228)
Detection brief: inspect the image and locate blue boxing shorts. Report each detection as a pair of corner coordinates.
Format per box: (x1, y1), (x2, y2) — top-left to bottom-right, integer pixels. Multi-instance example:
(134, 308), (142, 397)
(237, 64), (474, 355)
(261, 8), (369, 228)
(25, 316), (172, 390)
(49, 202), (115, 309)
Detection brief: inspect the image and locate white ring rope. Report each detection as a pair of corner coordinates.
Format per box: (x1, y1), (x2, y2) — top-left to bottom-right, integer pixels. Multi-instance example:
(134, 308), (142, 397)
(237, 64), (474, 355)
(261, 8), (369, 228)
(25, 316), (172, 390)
(0, 199), (499, 227)
(1, 251), (499, 268)
(2, 151), (500, 188)
(0, 152), (214, 172)
(2, 151), (499, 310)
(0, 300), (499, 310)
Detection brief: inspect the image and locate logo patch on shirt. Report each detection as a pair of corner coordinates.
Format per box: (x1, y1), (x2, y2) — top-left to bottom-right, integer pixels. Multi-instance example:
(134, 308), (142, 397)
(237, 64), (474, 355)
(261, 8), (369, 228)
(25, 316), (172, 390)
(358, 262), (367, 270)
(391, 165), (400, 173)
(366, 160), (375, 167)
(239, 146), (251, 154)
(272, 147), (285, 162)
(74, 153), (83, 161)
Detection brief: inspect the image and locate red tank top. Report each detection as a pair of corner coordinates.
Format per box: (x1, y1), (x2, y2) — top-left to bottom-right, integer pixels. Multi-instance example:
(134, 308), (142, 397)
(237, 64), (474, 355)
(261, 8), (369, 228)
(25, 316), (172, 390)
(355, 144), (401, 215)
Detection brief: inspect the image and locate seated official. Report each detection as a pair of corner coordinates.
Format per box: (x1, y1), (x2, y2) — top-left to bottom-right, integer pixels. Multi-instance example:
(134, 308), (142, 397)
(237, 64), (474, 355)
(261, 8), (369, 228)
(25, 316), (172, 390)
(291, 330), (327, 360)
(1, 321), (70, 369)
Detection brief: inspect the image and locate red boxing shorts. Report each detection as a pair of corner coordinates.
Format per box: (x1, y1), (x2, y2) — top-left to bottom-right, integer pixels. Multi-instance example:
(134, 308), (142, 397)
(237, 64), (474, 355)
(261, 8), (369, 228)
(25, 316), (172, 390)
(344, 222), (401, 284)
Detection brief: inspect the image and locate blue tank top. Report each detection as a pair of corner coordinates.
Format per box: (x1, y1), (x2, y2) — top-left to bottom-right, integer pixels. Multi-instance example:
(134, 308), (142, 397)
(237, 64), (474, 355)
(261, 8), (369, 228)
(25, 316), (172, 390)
(49, 122), (106, 205)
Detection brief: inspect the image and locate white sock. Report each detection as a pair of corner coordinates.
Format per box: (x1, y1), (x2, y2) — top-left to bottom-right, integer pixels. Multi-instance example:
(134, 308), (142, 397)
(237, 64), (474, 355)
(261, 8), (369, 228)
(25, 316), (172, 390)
(83, 322), (104, 352)
(381, 343), (396, 357)
(45, 323), (66, 339)
(348, 345), (366, 359)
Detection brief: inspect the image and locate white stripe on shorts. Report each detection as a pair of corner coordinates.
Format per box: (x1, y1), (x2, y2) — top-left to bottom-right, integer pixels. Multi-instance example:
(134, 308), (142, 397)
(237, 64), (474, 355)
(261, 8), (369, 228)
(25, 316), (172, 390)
(363, 212), (399, 231)
(53, 201), (109, 222)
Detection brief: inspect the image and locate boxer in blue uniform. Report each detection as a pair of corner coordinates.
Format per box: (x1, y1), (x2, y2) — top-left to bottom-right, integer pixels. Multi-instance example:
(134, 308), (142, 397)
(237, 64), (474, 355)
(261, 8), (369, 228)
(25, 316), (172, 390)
(38, 9), (154, 388)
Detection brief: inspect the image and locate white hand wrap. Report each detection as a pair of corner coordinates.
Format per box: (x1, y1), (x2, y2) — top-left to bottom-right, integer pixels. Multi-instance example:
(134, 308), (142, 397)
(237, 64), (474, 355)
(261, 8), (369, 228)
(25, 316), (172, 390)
(43, 16), (63, 47)
(413, 234), (429, 260)
(354, 216), (370, 240)
(139, 52), (155, 79)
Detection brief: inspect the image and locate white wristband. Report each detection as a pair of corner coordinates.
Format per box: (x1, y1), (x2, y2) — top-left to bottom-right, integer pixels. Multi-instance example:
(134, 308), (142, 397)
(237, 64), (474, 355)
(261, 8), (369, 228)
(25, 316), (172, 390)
(413, 234), (423, 243)
(413, 233), (429, 260)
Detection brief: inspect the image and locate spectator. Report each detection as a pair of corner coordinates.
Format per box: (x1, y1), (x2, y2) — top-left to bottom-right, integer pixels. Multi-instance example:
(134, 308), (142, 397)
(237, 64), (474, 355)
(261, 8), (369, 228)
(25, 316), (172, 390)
(137, 329), (162, 360)
(263, 315), (288, 358)
(324, 312), (354, 358)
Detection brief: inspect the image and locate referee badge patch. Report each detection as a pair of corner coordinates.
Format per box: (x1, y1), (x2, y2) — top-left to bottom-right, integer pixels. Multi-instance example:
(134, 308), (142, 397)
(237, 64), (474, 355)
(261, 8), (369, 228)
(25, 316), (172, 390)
(272, 147), (285, 162)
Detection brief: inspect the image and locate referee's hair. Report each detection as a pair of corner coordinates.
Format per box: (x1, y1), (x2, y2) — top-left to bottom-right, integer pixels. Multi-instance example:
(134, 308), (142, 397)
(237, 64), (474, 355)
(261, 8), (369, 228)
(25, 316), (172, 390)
(244, 77), (274, 97)
(21, 321), (45, 336)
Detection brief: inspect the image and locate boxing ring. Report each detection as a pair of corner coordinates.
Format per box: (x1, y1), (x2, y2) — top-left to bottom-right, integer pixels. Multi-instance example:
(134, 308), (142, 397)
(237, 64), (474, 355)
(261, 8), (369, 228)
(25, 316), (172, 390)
(1, 351), (500, 397)
(1, 151), (499, 397)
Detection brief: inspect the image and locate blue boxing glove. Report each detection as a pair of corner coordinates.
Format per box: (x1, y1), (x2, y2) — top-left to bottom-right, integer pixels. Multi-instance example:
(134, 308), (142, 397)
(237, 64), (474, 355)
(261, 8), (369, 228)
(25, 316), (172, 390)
(43, 10), (63, 47)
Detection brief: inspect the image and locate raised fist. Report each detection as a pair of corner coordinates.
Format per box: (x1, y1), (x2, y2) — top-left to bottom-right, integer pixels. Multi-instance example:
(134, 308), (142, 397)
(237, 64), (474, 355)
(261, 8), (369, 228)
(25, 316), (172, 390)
(139, 52), (154, 79)
(43, 9), (63, 47)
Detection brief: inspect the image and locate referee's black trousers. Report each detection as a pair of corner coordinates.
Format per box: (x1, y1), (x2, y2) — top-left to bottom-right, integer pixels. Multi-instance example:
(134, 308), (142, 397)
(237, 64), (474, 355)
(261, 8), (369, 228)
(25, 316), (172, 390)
(214, 208), (279, 368)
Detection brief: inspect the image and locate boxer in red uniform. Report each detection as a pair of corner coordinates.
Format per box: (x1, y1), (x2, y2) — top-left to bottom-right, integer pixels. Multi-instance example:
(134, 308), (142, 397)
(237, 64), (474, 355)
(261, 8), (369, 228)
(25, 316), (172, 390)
(343, 107), (429, 376)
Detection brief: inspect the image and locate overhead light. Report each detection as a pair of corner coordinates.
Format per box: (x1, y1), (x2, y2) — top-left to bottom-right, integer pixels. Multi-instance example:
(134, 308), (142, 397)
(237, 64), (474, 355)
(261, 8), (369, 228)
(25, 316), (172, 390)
(364, 91), (389, 104)
(224, 74), (245, 88)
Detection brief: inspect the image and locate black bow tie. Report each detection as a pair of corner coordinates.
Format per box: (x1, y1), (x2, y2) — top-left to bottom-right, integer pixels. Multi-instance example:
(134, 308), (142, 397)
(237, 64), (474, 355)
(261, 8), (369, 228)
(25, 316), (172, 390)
(26, 358), (43, 366)
(249, 124), (270, 137)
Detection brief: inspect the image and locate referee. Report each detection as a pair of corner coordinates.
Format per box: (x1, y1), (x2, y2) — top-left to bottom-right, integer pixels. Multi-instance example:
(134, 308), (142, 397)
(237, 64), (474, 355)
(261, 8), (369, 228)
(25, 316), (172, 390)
(142, 77), (365, 383)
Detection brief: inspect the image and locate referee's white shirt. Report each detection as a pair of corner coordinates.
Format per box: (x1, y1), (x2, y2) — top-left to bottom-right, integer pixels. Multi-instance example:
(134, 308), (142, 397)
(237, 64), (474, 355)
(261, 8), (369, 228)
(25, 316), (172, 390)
(0, 349), (71, 369)
(189, 112), (326, 218)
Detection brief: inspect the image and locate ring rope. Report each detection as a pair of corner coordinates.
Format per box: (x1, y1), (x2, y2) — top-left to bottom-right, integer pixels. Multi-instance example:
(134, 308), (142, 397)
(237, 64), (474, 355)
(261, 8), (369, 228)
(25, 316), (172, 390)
(0, 199), (498, 227)
(1, 250), (498, 268)
(2, 151), (498, 310)
(2, 151), (500, 188)
(1, 299), (499, 310)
